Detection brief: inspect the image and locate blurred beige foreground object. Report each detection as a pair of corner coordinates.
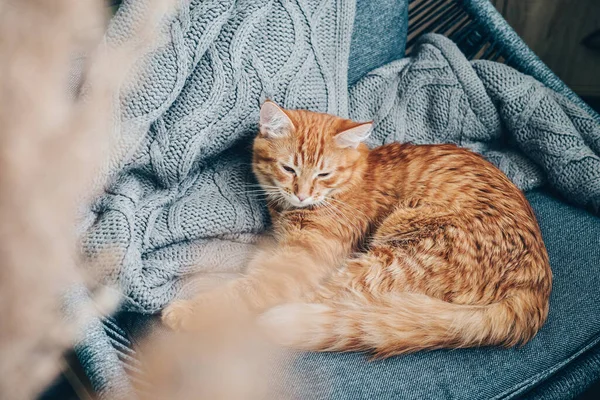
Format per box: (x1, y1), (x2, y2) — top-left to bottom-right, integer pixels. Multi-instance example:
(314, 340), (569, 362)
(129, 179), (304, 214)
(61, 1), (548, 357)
(0, 1), (287, 399)
(0, 0), (114, 398)
(0, 0), (162, 398)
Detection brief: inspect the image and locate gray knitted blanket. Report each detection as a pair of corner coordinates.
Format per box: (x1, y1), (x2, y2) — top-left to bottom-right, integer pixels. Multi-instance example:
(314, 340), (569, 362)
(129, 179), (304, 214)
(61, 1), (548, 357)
(85, 0), (600, 315)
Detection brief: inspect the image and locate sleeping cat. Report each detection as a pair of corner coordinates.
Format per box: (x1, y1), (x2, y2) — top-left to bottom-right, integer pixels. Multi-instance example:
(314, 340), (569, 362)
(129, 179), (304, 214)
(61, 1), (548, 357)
(162, 101), (552, 357)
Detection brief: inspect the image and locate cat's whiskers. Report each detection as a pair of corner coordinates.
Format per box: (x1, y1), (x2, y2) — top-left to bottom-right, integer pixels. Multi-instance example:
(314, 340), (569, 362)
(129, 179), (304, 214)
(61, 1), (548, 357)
(321, 200), (362, 233)
(323, 198), (364, 226)
(326, 197), (369, 221)
(244, 184), (281, 192)
(246, 185), (286, 209)
(237, 188), (279, 197)
(268, 194), (288, 210)
(316, 202), (339, 227)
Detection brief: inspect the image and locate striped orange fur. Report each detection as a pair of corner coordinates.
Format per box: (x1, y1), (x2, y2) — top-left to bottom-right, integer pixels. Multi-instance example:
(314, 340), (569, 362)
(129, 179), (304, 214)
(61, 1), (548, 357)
(162, 101), (552, 357)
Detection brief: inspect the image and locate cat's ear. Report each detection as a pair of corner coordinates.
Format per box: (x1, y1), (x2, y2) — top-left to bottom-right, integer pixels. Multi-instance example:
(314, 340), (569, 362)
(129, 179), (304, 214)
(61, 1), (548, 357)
(259, 101), (294, 138)
(334, 122), (373, 149)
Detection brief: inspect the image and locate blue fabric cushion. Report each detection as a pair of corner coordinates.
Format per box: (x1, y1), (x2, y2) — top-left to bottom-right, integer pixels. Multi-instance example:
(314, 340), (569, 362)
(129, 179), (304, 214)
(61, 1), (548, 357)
(347, 0), (408, 87)
(281, 190), (600, 399)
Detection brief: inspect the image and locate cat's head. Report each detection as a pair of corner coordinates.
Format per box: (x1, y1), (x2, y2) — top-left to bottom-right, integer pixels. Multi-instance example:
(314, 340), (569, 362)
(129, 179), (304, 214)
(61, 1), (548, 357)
(252, 101), (372, 209)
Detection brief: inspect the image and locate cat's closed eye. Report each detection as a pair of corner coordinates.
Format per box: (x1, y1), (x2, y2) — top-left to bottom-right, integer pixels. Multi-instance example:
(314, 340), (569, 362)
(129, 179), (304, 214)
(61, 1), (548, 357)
(281, 164), (296, 175)
(318, 172), (331, 178)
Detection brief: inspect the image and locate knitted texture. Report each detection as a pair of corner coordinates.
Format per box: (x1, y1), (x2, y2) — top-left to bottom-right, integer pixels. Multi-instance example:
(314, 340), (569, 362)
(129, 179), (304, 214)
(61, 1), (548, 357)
(83, 1), (600, 317)
(351, 34), (600, 199)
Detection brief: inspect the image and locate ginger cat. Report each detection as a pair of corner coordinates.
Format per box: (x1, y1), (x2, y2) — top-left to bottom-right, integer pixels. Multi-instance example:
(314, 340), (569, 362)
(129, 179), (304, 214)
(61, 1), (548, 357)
(162, 101), (552, 357)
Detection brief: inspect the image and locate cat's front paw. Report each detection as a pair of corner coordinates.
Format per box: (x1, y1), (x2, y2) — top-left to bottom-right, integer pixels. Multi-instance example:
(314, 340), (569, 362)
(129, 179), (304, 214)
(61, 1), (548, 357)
(161, 300), (195, 331)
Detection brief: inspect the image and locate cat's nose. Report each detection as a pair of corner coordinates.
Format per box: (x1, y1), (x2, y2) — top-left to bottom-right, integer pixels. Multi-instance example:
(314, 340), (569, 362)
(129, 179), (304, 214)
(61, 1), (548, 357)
(297, 193), (308, 202)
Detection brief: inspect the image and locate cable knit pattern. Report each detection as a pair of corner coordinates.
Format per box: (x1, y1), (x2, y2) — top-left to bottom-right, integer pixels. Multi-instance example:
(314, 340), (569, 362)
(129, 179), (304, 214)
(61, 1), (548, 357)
(85, 1), (600, 316)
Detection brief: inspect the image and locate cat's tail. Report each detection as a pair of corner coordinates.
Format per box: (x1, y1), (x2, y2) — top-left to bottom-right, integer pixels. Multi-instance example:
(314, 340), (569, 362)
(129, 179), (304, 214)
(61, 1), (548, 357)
(259, 289), (546, 358)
